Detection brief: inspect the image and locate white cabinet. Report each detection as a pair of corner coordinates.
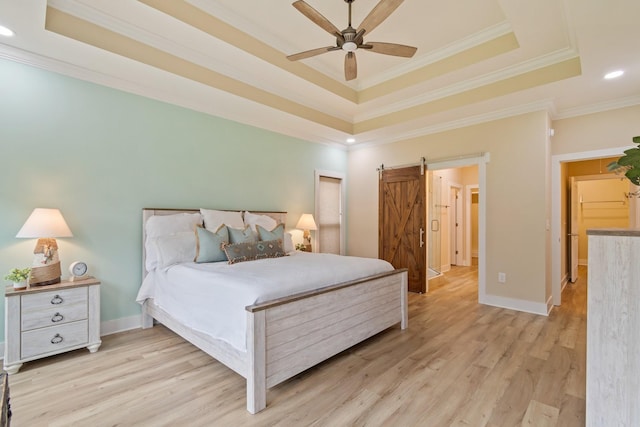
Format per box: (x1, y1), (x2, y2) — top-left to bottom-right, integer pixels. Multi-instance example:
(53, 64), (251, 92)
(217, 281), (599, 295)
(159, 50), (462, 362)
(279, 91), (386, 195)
(586, 229), (640, 427)
(4, 278), (101, 374)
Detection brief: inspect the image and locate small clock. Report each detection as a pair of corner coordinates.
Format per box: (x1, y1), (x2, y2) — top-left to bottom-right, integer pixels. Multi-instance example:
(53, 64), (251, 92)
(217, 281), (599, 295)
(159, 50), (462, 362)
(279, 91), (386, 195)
(69, 261), (89, 282)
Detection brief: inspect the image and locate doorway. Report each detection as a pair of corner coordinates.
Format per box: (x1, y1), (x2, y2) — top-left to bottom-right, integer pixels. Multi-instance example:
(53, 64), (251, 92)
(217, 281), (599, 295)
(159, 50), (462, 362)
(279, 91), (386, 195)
(551, 148), (640, 305)
(568, 173), (631, 283)
(377, 153), (489, 302)
(315, 170), (345, 255)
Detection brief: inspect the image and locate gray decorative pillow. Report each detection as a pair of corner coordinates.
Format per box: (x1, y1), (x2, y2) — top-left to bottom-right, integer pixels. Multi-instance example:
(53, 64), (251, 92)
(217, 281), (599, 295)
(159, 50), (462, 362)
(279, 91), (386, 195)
(194, 224), (229, 263)
(256, 223), (285, 242)
(228, 226), (256, 244)
(222, 239), (286, 264)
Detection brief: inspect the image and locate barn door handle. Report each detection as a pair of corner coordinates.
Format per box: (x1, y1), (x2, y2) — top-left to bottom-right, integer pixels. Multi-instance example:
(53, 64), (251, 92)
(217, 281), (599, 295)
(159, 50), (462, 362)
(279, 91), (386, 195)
(420, 228), (425, 248)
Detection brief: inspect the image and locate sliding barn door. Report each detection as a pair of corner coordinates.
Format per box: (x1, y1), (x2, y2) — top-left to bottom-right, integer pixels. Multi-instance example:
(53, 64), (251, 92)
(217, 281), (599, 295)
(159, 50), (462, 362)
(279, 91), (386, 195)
(379, 166), (426, 293)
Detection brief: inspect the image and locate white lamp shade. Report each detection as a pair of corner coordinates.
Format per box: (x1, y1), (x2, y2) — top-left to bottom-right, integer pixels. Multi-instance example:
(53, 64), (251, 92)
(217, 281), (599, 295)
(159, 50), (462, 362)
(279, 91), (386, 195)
(296, 213), (317, 231)
(16, 208), (73, 238)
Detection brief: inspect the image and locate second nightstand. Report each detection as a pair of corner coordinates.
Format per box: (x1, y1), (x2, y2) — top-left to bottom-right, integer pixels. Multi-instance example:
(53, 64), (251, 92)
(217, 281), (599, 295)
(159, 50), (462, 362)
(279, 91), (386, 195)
(4, 277), (101, 374)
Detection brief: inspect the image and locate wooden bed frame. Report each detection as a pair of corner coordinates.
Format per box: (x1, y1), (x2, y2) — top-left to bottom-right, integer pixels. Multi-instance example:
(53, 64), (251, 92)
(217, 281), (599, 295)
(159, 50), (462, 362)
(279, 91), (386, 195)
(140, 208), (408, 413)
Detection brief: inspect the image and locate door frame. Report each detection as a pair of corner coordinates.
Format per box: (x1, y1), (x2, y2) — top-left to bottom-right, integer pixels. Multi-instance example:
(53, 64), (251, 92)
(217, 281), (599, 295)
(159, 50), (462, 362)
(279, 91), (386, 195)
(569, 177), (579, 283)
(449, 183), (463, 266)
(465, 184), (479, 267)
(426, 153), (489, 305)
(315, 169), (346, 255)
(551, 146), (632, 306)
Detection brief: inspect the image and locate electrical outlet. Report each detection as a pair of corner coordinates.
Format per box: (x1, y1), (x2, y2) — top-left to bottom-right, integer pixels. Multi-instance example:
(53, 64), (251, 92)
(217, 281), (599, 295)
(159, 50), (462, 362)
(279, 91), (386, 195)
(498, 272), (506, 283)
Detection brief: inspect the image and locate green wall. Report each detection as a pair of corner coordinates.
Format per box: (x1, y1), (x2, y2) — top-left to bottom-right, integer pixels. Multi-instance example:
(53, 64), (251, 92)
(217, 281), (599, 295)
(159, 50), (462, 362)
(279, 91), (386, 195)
(0, 58), (347, 340)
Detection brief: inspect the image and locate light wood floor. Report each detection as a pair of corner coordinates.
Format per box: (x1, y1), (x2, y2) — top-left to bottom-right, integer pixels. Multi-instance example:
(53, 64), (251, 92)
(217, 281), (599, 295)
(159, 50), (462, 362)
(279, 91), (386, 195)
(7, 265), (586, 426)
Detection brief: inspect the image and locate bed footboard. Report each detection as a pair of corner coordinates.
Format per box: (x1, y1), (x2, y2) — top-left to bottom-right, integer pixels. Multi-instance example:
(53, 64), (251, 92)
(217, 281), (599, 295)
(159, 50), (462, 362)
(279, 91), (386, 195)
(245, 268), (408, 414)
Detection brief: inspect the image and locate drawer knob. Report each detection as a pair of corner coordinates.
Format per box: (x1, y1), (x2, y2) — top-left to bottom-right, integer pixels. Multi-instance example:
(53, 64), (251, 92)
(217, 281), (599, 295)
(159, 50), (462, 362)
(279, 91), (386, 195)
(50, 334), (64, 344)
(51, 313), (64, 323)
(50, 295), (63, 305)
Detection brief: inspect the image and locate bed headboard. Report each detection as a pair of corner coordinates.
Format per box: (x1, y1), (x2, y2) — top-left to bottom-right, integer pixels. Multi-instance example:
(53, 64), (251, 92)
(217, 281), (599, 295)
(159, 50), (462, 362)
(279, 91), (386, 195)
(142, 208), (287, 280)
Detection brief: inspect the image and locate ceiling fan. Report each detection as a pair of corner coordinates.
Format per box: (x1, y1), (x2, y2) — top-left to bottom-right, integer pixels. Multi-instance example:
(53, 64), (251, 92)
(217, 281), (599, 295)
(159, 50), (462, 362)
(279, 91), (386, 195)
(287, 0), (417, 81)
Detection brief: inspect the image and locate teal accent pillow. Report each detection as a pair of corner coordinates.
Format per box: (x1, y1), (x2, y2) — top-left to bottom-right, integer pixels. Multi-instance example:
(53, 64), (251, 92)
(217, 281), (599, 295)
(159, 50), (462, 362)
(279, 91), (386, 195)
(194, 225), (229, 263)
(256, 223), (285, 242)
(228, 226), (256, 244)
(222, 240), (287, 264)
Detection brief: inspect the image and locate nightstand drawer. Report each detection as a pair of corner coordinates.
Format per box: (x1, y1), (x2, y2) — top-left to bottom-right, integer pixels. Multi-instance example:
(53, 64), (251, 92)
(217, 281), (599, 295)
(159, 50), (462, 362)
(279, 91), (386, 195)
(21, 320), (88, 359)
(21, 302), (87, 331)
(21, 287), (87, 311)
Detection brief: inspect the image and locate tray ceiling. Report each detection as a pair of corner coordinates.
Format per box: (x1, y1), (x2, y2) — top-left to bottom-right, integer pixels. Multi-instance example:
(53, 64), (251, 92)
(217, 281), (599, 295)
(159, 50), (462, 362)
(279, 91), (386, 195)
(0, 0), (638, 148)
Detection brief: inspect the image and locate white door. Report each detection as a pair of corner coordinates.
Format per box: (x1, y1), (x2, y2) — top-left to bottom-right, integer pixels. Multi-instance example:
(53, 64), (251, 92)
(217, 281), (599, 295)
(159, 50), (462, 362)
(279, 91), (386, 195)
(570, 177), (579, 282)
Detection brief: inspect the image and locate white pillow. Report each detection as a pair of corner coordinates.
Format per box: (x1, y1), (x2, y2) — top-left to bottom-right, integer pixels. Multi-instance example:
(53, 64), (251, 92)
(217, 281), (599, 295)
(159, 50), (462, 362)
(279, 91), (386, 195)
(145, 212), (202, 238)
(145, 213), (202, 271)
(201, 209), (244, 231)
(145, 232), (196, 270)
(244, 211), (277, 235)
(284, 232), (294, 253)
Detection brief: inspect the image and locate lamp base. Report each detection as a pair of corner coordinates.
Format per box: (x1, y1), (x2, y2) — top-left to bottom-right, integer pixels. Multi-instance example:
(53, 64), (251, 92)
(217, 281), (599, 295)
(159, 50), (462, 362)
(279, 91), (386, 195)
(30, 238), (62, 286)
(30, 262), (62, 286)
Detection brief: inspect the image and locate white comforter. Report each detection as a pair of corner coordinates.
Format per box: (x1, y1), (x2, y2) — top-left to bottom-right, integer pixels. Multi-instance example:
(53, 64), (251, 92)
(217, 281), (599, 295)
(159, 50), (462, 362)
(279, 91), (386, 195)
(136, 252), (394, 352)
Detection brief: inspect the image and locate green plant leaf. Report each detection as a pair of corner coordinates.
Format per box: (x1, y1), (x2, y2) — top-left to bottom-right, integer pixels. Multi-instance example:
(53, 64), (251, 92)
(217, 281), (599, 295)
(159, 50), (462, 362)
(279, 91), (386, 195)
(625, 168), (640, 186)
(617, 150), (640, 166)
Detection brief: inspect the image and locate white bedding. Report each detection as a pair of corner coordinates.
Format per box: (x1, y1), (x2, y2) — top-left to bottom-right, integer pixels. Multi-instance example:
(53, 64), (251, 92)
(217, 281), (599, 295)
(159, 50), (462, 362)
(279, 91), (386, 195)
(136, 251), (394, 352)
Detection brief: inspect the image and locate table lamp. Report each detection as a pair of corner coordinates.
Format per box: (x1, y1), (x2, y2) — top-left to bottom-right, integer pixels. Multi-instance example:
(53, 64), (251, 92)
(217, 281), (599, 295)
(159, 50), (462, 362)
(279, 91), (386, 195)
(16, 208), (73, 286)
(296, 213), (317, 251)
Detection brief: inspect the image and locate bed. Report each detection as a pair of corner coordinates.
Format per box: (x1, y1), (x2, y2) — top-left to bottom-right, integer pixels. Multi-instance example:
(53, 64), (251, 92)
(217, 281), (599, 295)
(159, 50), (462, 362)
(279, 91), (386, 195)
(137, 208), (408, 413)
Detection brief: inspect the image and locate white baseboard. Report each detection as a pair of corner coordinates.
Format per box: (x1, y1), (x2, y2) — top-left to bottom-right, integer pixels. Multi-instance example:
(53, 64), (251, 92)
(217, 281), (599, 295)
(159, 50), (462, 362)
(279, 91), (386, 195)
(101, 315), (142, 336)
(0, 315), (142, 361)
(561, 273), (569, 293)
(480, 293), (550, 316)
(546, 294), (554, 315)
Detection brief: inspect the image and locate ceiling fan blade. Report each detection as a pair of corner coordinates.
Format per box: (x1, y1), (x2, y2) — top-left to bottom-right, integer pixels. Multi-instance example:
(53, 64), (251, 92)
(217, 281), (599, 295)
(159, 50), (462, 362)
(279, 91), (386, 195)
(361, 42), (417, 58)
(292, 1), (341, 38)
(345, 52), (357, 81)
(357, 0), (404, 35)
(287, 46), (337, 61)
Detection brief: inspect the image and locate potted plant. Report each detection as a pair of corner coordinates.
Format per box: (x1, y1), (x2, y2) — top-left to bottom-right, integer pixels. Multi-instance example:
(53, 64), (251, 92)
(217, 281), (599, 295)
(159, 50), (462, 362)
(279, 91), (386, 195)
(4, 267), (31, 289)
(608, 136), (640, 197)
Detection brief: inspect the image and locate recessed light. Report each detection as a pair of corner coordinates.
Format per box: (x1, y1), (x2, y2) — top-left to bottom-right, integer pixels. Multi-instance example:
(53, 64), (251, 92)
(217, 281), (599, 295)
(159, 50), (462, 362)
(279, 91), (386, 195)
(604, 70), (624, 80)
(0, 25), (14, 37)
(346, 138), (356, 143)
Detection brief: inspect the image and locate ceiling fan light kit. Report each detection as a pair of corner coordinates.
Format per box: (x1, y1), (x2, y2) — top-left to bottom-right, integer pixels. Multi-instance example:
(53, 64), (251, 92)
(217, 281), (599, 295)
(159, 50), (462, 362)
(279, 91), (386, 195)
(288, 0), (417, 81)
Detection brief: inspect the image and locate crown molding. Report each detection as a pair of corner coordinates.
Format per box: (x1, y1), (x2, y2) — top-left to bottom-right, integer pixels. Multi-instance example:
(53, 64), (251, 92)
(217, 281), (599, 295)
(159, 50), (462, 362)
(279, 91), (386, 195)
(357, 21), (514, 90)
(349, 99), (556, 151)
(48, 0), (239, 75)
(48, 0), (355, 121)
(354, 47), (579, 122)
(553, 95), (640, 120)
(0, 42), (345, 146)
(188, 1), (515, 90)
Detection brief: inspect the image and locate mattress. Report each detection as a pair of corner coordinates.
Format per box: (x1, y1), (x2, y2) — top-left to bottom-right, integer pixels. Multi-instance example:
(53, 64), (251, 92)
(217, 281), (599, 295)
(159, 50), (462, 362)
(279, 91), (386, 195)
(136, 251), (394, 352)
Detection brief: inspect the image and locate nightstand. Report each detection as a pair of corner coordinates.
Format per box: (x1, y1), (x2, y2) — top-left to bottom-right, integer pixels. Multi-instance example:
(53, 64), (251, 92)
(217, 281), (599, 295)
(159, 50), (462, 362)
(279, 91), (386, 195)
(4, 277), (101, 374)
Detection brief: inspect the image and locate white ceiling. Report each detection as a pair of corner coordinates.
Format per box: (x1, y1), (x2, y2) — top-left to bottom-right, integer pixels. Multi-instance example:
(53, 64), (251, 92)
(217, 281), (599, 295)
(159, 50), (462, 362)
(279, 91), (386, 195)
(0, 0), (638, 148)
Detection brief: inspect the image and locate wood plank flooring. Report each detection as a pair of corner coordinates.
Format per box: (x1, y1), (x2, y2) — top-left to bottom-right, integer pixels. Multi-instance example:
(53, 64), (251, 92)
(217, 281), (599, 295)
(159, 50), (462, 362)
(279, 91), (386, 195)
(7, 265), (587, 426)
